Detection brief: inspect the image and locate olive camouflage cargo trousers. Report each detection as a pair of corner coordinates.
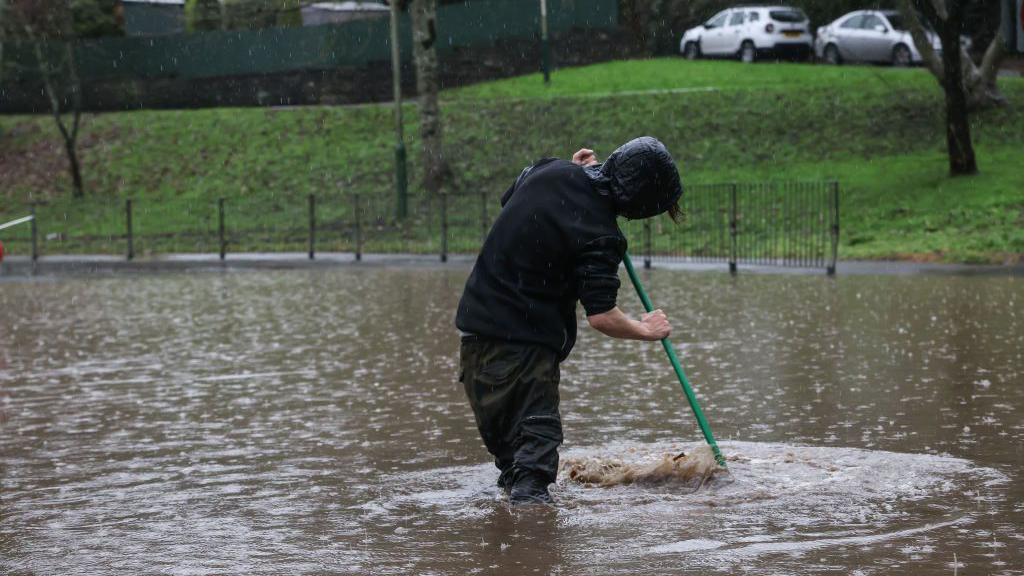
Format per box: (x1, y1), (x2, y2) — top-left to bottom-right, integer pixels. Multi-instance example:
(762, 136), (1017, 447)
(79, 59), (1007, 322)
(460, 337), (563, 487)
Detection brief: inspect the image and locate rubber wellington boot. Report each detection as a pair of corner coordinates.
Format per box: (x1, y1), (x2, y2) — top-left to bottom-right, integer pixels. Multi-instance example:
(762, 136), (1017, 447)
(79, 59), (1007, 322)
(497, 468), (515, 495)
(509, 472), (554, 505)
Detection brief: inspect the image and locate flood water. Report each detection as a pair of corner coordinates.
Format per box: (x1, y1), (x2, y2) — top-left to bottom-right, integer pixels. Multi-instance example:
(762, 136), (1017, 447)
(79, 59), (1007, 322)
(1, 266), (1021, 575)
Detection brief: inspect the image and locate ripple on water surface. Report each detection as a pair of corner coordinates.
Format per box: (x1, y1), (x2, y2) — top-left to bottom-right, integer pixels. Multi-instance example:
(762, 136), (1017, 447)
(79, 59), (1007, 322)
(372, 441), (1008, 573)
(1, 269), (1021, 575)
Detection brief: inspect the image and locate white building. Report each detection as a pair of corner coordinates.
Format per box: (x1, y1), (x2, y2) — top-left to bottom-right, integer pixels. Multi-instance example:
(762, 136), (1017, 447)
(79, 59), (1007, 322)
(300, 2), (389, 27)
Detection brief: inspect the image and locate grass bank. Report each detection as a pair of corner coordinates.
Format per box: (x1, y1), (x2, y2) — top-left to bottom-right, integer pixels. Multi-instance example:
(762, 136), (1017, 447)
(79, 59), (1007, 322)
(1, 59), (1022, 262)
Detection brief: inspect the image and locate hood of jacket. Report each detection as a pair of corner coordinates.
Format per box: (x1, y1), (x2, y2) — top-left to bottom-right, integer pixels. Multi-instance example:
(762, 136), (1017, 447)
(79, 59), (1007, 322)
(583, 136), (683, 220)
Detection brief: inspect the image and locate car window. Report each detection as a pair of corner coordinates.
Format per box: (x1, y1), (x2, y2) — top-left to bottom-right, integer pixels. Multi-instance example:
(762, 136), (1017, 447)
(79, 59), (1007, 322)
(839, 14), (864, 29)
(748, 11), (760, 22)
(707, 12), (728, 28)
(860, 14), (885, 31)
(729, 12), (745, 26)
(769, 9), (806, 23)
(884, 13), (906, 31)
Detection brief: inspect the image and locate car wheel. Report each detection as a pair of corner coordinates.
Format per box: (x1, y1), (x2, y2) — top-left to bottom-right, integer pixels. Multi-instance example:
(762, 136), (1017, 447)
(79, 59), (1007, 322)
(892, 44), (912, 67)
(740, 41), (756, 64)
(684, 42), (700, 60)
(824, 44), (841, 65)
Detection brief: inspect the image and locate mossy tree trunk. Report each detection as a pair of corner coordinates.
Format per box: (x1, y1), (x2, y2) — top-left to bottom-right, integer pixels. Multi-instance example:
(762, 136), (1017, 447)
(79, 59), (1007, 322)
(937, 17), (977, 176)
(410, 0), (452, 197)
(900, 0), (1009, 176)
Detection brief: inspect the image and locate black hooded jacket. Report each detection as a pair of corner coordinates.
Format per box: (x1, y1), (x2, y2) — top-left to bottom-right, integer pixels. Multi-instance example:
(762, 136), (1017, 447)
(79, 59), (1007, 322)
(455, 137), (682, 361)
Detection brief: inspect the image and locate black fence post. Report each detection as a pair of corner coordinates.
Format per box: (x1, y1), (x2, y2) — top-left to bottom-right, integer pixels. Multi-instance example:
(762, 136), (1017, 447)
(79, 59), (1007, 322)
(729, 184), (738, 274)
(480, 190), (488, 244)
(308, 194), (316, 260)
(828, 181), (839, 276)
(218, 198), (226, 260)
(353, 194), (362, 262)
(30, 203), (39, 263)
(126, 199), (134, 261)
(643, 219), (652, 269)
(440, 192), (449, 263)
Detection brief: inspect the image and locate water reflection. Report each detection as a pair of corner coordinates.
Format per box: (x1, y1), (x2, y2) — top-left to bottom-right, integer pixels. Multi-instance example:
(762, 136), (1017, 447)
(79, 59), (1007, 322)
(0, 267), (1020, 575)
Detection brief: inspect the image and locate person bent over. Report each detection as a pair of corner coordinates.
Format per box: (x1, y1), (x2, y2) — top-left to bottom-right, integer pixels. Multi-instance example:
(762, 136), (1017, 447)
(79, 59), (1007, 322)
(455, 136), (683, 505)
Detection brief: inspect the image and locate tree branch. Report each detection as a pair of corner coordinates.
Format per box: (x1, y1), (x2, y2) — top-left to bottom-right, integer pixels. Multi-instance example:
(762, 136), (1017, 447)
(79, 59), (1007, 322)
(65, 41), (81, 143)
(914, 0), (942, 26)
(902, 0), (945, 82)
(960, 43), (977, 84)
(945, 0), (966, 27)
(978, 32), (1005, 88)
(30, 35), (72, 146)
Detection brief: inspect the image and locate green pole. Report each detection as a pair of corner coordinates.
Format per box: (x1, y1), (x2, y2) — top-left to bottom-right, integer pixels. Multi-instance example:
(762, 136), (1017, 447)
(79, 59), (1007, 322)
(540, 0), (550, 83)
(623, 252), (727, 468)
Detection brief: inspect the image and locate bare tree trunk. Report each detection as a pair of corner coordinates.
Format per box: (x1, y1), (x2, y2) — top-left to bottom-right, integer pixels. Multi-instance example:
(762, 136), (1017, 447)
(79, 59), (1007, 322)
(938, 21), (977, 175)
(901, 0), (945, 79)
(63, 118), (84, 196)
(30, 33), (84, 197)
(906, 0), (978, 175)
(410, 0), (451, 197)
(966, 32), (1006, 108)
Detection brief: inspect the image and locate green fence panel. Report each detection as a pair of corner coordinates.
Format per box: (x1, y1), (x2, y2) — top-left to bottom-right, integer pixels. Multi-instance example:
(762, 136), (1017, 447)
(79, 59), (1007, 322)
(2, 0), (616, 83)
(33, 199), (126, 255)
(132, 198), (218, 256)
(73, 19), (394, 80)
(436, 0), (617, 51)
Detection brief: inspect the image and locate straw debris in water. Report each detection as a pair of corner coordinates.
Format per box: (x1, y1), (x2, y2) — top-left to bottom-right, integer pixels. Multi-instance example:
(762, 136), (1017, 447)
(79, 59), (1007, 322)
(560, 445), (725, 491)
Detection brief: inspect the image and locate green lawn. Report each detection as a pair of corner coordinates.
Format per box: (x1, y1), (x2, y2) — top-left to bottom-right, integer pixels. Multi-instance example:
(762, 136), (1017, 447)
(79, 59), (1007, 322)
(1, 58), (1022, 262)
(446, 59), (938, 100)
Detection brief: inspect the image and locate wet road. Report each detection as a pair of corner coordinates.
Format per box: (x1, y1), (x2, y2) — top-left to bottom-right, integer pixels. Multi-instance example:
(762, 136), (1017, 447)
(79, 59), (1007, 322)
(1, 267), (1021, 575)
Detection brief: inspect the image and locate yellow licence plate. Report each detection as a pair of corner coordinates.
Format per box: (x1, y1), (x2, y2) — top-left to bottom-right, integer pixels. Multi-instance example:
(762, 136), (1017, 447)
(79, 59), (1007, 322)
(783, 31), (801, 37)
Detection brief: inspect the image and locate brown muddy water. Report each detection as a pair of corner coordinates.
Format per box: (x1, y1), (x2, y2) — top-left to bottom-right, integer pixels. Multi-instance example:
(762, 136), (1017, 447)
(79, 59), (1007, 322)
(1, 267), (1021, 575)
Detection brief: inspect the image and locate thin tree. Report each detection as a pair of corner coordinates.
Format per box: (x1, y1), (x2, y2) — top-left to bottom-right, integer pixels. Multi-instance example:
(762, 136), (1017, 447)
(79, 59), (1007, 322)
(899, 0), (1008, 175)
(410, 0), (452, 197)
(0, 1), (6, 90)
(6, 0), (86, 197)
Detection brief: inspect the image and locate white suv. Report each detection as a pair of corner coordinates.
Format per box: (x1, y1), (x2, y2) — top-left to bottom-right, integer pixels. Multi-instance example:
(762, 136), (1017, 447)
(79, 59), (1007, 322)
(680, 6), (813, 63)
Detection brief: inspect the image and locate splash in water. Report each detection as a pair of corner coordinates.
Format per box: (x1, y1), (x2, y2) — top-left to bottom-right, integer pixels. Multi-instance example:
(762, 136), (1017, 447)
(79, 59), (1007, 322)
(560, 444), (728, 491)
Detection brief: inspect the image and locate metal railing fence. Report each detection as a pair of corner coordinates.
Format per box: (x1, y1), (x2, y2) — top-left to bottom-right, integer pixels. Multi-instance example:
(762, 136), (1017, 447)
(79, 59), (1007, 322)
(619, 181), (839, 274)
(0, 182), (838, 273)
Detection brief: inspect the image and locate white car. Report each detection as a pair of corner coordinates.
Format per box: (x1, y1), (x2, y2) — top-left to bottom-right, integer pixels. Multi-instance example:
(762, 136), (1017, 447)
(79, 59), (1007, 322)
(679, 6), (813, 63)
(814, 10), (941, 66)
